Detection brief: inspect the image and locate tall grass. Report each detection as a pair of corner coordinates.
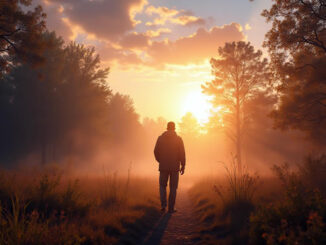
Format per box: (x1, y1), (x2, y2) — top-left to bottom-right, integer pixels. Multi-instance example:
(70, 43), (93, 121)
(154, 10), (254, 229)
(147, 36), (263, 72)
(190, 157), (260, 245)
(212, 157), (258, 232)
(214, 157), (259, 206)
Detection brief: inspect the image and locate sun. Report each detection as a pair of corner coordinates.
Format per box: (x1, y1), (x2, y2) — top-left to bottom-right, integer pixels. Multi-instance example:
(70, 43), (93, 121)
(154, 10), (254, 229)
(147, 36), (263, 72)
(181, 90), (212, 124)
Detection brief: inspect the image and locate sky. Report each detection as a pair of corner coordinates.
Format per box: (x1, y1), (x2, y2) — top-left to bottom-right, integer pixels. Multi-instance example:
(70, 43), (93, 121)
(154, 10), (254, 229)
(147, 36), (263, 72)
(39, 0), (272, 124)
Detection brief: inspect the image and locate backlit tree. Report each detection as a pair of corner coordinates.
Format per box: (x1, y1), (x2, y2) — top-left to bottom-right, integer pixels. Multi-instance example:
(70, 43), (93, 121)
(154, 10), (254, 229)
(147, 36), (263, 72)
(202, 41), (271, 168)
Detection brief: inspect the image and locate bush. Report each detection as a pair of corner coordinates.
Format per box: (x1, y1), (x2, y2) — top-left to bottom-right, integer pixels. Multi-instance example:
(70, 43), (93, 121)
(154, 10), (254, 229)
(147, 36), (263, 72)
(250, 155), (326, 245)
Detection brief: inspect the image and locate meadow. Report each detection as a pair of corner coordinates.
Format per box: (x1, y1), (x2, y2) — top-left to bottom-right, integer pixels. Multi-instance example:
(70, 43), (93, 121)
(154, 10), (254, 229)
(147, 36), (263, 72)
(0, 165), (160, 245)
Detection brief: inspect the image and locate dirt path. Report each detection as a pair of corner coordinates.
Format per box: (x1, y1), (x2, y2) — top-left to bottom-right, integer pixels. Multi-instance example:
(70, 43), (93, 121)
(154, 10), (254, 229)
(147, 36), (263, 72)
(142, 188), (200, 245)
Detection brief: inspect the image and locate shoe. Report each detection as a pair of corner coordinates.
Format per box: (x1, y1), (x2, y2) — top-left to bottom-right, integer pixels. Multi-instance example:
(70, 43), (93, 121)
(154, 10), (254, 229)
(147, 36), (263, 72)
(168, 209), (177, 213)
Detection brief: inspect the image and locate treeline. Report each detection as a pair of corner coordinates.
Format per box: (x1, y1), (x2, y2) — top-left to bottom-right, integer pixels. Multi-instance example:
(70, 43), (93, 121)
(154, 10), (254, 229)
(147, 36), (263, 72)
(0, 2), (152, 167)
(0, 31), (145, 166)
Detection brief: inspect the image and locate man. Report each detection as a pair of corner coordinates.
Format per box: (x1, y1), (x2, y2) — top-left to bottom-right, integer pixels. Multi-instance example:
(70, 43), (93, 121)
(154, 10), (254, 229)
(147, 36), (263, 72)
(154, 121), (186, 213)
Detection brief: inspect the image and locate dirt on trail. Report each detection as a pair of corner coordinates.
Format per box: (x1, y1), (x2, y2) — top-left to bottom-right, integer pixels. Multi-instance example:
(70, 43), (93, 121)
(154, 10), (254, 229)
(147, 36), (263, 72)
(142, 187), (201, 245)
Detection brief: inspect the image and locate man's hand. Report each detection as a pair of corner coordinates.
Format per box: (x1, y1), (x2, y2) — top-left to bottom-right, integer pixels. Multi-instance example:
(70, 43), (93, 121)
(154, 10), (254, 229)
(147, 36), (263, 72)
(180, 167), (185, 175)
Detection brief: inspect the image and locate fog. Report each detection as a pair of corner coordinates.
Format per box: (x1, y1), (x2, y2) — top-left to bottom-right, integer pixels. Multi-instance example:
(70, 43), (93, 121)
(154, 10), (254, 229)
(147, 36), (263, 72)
(1, 33), (325, 180)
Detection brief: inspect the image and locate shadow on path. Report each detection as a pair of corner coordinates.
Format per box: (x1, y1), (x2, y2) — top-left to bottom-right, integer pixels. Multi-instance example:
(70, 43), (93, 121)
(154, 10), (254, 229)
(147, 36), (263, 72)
(141, 213), (172, 245)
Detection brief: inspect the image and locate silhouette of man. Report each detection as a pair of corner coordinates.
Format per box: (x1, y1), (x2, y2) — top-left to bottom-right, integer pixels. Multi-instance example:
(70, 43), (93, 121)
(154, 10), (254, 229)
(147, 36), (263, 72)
(154, 121), (186, 213)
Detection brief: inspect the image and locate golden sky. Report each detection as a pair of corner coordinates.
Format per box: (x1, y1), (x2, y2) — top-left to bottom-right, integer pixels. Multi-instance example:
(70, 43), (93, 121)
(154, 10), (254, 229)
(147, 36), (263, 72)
(39, 0), (271, 124)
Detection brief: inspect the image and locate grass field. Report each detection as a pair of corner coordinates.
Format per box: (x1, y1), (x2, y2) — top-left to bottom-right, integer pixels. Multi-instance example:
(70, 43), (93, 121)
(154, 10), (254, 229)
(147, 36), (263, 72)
(0, 165), (160, 245)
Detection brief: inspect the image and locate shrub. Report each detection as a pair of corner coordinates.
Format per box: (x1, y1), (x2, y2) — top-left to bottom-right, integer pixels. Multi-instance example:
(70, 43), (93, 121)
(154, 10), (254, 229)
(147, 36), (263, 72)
(250, 155), (326, 245)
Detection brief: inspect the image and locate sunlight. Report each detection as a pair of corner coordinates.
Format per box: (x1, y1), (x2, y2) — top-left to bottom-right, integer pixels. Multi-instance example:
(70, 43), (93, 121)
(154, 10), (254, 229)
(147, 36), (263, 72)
(181, 90), (212, 124)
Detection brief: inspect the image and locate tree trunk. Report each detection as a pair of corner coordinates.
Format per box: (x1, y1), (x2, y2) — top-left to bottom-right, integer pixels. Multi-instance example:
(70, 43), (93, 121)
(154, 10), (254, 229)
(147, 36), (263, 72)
(235, 82), (242, 170)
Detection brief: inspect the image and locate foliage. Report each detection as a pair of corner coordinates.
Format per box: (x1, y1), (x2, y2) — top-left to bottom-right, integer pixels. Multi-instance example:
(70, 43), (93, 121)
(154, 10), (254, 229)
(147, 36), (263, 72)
(0, 32), (111, 164)
(250, 155), (326, 245)
(263, 0), (326, 143)
(299, 154), (326, 195)
(263, 0), (326, 63)
(0, 0), (47, 75)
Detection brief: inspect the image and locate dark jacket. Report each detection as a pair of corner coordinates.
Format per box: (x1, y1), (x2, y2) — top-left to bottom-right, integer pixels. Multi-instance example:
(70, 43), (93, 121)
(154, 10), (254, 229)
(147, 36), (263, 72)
(154, 130), (185, 171)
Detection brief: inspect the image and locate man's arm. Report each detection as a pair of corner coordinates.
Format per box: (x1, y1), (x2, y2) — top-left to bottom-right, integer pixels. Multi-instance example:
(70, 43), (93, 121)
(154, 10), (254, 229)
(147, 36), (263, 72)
(154, 137), (160, 162)
(179, 137), (186, 174)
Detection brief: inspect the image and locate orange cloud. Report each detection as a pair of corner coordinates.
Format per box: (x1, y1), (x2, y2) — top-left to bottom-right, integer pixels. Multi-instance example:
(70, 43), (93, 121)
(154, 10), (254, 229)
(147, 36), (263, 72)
(171, 15), (206, 26)
(100, 23), (245, 68)
(43, 0), (147, 40)
(97, 42), (143, 66)
(147, 23), (245, 66)
(145, 28), (172, 38)
(38, 1), (245, 69)
(145, 5), (179, 17)
(145, 5), (206, 27)
(119, 32), (149, 49)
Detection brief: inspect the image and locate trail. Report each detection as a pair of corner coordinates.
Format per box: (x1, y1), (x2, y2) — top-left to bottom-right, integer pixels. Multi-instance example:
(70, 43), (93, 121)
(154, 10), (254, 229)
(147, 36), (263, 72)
(142, 187), (200, 245)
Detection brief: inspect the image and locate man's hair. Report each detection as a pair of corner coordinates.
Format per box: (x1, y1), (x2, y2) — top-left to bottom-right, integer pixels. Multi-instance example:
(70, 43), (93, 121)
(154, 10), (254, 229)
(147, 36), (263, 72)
(167, 121), (175, 130)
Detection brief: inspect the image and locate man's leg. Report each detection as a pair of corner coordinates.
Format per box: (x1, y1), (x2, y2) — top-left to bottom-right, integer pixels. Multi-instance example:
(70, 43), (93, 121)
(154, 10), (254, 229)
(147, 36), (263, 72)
(159, 171), (169, 209)
(168, 171), (179, 212)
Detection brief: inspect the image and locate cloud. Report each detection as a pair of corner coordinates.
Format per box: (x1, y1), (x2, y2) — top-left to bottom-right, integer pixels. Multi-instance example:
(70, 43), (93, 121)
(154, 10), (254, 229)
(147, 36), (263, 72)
(37, 1), (244, 68)
(145, 5), (178, 17)
(172, 15), (206, 27)
(100, 23), (245, 68)
(145, 28), (171, 38)
(245, 23), (252, 30)
(97, 42), (143, 66)
(119, 32), (149, 49)
(34, 0), (72, 40)
(147, 23), (245, 66)
(145, 5), (206, 27)
(44, 0), (147, 40)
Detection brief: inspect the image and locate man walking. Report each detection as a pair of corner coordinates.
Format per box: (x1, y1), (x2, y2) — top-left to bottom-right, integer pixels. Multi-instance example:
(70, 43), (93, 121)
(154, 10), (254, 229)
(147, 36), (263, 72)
(154, 121), (186, 213)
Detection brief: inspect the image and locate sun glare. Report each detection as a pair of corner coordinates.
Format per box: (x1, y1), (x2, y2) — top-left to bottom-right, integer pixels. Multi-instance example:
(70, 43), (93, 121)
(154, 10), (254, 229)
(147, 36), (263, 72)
(181, 90), (212, 124)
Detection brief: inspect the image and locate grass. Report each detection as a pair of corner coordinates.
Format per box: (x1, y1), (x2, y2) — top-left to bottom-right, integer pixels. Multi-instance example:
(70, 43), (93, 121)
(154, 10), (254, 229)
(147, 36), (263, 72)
(191, 154), (326, 245)
(191, 176), (285, 245)
(0, 165), (160, 245)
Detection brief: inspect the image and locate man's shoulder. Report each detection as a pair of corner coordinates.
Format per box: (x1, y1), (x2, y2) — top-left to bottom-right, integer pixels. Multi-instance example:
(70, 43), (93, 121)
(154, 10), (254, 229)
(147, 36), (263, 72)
(177, 135), (184, 142)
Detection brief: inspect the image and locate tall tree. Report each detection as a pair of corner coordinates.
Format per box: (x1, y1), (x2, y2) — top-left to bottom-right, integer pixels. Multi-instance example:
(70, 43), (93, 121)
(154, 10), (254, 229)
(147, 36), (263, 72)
(263, 0), (326, 143)
(202, 41), (271, 168)
(0, 0), (46, 75)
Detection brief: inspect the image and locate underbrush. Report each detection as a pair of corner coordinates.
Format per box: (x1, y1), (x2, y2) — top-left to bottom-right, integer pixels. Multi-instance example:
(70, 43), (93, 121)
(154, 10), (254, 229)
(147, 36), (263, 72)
(250, 155), (326, 245)
(0, 165), (160, 245)
(191, 154), (326, 245)
(190, 159), (259, 245)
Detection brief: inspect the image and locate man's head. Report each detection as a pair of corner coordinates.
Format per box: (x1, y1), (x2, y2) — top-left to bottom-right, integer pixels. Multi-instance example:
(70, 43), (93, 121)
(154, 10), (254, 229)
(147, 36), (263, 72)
(167, 121), (175, 131)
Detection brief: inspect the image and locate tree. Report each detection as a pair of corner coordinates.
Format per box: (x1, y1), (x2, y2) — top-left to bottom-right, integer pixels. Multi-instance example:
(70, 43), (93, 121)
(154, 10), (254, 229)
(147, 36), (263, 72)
(202, 41), (271, 168)
(0, 0), (46, 75)
(0, 32), (111, 164)
(263, 0), (326, 63)
(263, 0), (326, 143)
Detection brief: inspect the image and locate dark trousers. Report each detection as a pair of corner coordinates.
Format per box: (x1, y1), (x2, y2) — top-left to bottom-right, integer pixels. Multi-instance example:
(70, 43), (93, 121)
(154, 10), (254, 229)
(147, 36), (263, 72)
(159, 171), (179, 210)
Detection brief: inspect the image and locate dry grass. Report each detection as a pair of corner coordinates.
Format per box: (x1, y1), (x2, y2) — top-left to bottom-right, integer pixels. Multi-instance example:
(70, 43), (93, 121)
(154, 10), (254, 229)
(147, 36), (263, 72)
(190, 174), (283, 245)
(0, 165), (160, 245)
